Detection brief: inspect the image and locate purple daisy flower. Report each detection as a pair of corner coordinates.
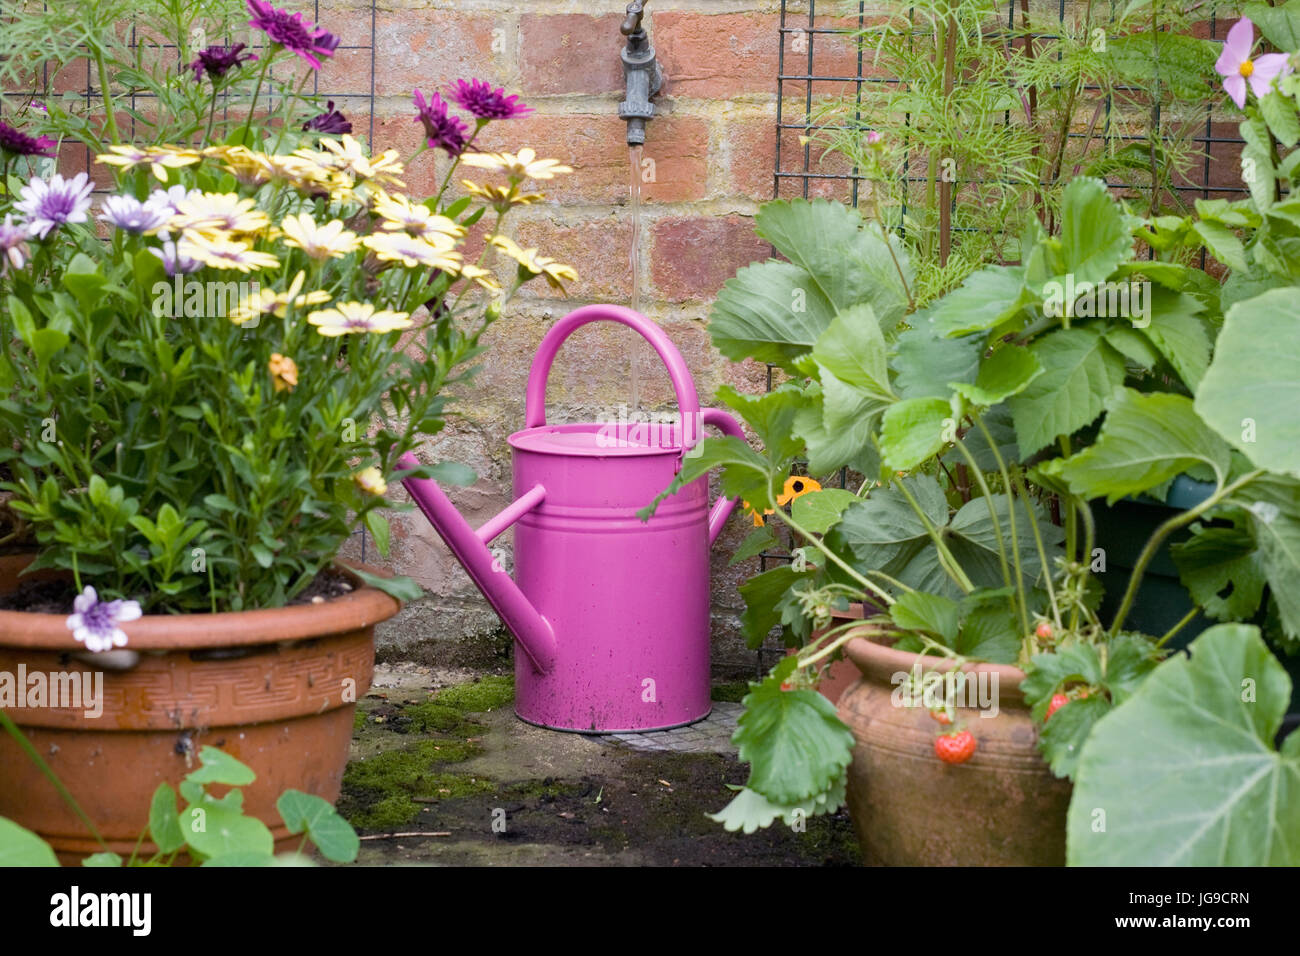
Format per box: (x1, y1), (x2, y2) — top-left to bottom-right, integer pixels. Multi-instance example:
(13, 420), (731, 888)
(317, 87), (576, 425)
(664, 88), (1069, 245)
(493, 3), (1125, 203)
(148, 238), (202, 276)
(66, 586), (142, 653)
(0, 119), (56, 158)
(449, 79), (532, 120)
(99, 194), (175, 235)
(0, 215), (31, 275)
(247, 0), (338, 69)
(413, 89), (469, 155)
(303, 100), (352, 134)
(14, 172), (93, 239)
(189, 43), (257, 83)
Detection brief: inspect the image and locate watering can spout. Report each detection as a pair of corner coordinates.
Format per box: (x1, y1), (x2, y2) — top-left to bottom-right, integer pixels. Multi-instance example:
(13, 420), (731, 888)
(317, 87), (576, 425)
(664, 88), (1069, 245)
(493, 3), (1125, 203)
(397, 453), (557, 674)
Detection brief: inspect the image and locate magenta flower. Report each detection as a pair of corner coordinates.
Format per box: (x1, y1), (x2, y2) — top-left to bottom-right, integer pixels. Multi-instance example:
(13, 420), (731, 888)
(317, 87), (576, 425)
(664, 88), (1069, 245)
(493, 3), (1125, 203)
(66, 586), (142, 653)
(246, 0), (339, 69)
(0, 119), (56, 158)
(303, 100), (352, 134)
(413, 89), (469, 155)
(189, 43), (257, 83)
(1215, 17), (1293, 109)
(449, 79), (533, 120)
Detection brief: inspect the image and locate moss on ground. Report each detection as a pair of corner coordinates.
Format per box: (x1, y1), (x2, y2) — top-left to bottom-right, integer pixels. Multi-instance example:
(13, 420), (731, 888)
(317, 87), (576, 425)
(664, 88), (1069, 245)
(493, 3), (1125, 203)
(431, 674), (514, 712)
(711, 680), (751, 703)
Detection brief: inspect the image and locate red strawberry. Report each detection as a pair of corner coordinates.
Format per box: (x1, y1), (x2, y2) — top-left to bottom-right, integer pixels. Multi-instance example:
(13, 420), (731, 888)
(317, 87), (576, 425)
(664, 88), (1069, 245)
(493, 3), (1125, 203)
(780, 682), (794, 691)
(934, 730), (976, 764)
(1035, 621), (1054, 640)
(929, 709), (952, 725)
(1045, 693), (1070, 722)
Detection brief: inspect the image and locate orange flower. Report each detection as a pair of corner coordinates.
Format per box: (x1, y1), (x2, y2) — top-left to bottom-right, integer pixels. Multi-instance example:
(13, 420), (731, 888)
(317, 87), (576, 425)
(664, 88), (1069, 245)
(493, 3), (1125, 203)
(269, 353), (298, 393)
(744, 475), (823, 527)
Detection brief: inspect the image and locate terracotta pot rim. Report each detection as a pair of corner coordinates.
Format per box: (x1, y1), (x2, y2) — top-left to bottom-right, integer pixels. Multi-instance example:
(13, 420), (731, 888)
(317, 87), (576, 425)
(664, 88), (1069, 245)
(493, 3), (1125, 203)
(0, 557), (402, 650)
(844, 626), (1029, 700)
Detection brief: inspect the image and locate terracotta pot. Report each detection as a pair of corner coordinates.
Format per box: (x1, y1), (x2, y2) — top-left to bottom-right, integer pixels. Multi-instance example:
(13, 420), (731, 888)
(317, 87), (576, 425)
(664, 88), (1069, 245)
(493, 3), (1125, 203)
(838, 632), (1071, 866)
(0, 555), (400, 862)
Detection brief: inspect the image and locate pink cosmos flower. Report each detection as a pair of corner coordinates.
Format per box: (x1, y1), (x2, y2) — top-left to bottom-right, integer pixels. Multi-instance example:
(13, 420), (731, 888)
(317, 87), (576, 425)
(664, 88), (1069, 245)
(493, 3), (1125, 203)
(1215, 17), (1293, 109)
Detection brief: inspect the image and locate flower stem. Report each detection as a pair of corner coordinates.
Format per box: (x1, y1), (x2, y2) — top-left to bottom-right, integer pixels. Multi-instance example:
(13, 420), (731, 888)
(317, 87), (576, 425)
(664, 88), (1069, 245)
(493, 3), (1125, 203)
(241, 53), (274, 147)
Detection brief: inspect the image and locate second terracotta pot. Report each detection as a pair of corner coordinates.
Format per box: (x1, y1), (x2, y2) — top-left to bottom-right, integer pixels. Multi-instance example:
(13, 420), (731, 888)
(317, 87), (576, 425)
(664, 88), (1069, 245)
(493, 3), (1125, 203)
(838, 632), (1071, 866)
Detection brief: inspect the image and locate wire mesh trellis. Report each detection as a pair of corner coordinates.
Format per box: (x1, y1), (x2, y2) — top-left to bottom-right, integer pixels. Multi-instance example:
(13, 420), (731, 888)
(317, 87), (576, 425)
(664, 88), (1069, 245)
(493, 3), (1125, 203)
(755, 0), (1246, 674)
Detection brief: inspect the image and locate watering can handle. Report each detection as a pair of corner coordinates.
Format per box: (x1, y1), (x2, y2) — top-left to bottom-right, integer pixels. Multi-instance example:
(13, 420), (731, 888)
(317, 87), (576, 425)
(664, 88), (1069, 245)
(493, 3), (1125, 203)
(524, 304), (703, 449)
(700, 407), (744, 546)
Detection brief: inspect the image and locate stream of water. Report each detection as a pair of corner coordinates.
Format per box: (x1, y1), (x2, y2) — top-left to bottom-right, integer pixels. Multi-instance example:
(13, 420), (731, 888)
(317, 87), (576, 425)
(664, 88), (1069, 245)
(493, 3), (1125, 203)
(628, 144), (642, 413)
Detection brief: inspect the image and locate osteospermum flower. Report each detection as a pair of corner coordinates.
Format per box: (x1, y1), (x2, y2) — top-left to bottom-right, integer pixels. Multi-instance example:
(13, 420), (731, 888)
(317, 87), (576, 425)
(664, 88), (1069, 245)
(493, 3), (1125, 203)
(15, 172), (93, 239)
(354, 466), (388, 497)
(247, 0), (339, 69)
(308, 301), (412, 336)
(449, 79), (533, 120)
(179, 233), (279, 273)
(66, 586), (142, 653)
(148, 239), (202, 276)
(0, 215), (31, 275)
(1216, 17), (1294, 109)
(487, 234), (578, 290)
(96, 144), (202, 182)
(303, 100), (352, 134)
(171, 192), (271, 236)
(228, 270), (330, 324)
(99, 194), (175, 235)
(461, 179), (545, 214)
(460, 263), (501, 292)
(280, 212), (361, 259)
(315, 136), (405, 188)
(268, 353), (299, 392)
(459, 148), (572, 181)
(413, 89), (470, 156)
(189, 43), (257, 83)
(372, 192), (464, 241)
(0, 120), (55, 158)
(363, 231), (462, 270)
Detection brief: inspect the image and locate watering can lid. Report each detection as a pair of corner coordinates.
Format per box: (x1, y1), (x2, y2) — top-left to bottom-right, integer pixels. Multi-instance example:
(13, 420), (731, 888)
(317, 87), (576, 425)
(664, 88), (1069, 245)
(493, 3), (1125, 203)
(508, 422), (685, 458)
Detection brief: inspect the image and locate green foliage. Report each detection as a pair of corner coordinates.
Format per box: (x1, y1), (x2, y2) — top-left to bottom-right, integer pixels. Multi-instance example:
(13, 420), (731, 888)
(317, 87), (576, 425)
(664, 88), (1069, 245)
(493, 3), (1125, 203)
(1068, 624), (1300, 865)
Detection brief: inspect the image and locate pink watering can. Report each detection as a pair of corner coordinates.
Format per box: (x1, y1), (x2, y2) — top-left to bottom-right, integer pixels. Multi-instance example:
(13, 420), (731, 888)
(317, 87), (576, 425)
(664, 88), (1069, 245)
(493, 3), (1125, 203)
(399, 304), (745, 732)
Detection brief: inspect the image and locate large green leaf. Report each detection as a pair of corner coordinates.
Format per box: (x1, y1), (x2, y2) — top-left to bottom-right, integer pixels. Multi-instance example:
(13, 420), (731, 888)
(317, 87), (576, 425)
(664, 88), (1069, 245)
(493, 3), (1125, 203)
(914, 264), (1028, 337)
(794, 381), (882, 477)
(879, 397), (952, 471)
(1105, 32), (1218, 100)
(1243, 0), (1300, 49)
(1048, 177), (1136, 289)
(1139, 288), (1211, 389)
(1009, 327), (1127, 456)
(1041, 389), (1230, 505)
(831, 475), (949, 585)
(946, 493), (1065, 592)
(1229, 474), (1300, 643)
(810, 303), (895, 417)
(1171, 519), (1267, 623)
(890, 325), (982, 399)
(181, 803), (274, 860)
(0, 816), (58, 866)
(276, 790), (359, 863)
(716, 384), (805, 464)
(1196, 289), (1300, 475)
(734, 666), (856, 805)
(889, 591), (961, 642)
(708, 774), (847, 833)
(710, 261), (837, 369)
(755, 199), (912, 326)
(1068, 625), (1300, 865)
(790, 488), (860, 535)
(738, 565), (813, 646)
(950, 344), (1043, 407)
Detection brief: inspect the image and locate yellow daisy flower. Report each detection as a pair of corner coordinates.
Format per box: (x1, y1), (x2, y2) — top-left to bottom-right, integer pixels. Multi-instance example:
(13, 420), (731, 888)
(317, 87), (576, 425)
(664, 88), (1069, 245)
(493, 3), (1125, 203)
(314, 136), (406, 188)
(269, 353), (299, 393)
(308, 301), (412, 336)
(228, 272), (329, 325)
(179, 233), (279, 273)
(487, 234), (578, 290)
(459, 264), (501, 292)
(280, 212), (361, 260)
(362, 232), (462, 271)
(372, 193), (465, 242)
(354, 466), (388, 497)
(459, 148), (572, 180)
(461, 180), (545, 213)
(172, 192), (270, 237)
(97, 144), (202, 182)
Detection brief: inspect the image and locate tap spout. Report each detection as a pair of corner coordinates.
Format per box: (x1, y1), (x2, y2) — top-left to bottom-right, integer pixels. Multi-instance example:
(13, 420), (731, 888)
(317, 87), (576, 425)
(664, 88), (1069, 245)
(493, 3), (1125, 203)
(618, 1), (662, 146)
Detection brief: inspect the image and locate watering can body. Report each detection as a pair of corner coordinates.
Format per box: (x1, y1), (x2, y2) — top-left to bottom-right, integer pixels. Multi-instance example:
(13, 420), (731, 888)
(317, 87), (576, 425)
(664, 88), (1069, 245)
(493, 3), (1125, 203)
(401, 304), (743, 732)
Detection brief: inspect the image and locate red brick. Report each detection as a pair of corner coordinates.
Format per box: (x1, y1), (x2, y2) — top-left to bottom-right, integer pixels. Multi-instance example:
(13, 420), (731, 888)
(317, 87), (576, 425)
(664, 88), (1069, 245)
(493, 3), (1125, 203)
(651, 215), (769, 302)
(519, 14), (625, 95)
(342, 11), (506, 98)
(655, 12), (778, 99)
(468, 113), (710, 205)
(511, 215), (633, 302)
(726, 116), (779, 200)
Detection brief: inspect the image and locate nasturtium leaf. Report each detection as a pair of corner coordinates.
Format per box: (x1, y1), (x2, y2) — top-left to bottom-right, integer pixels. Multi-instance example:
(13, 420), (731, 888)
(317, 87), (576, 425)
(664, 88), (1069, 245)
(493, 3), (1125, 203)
(0, 817), (58, 866)
(148, 783), (185, 854)
(734, 674), (856, 806)
(181, 804), (274, 860)
(1041, 389), (1230, 505)
(81, 852), (123, 867)
(1008, 326), (1126, 457)
(186, 746), (256, 786)
(1196, 289), (1300, 475)
(1068, 624), (1300, 865)
(790, 488), (860, 535)
(889, 591), (961, 643)
(880, 397), (952, 471)
(950, 343), (1043, 407)
(276, 790), (359, 863)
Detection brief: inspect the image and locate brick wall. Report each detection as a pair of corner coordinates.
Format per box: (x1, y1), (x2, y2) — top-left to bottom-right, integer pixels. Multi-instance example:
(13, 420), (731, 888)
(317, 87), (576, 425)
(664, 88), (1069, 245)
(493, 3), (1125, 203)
(323, 1), (789, 671)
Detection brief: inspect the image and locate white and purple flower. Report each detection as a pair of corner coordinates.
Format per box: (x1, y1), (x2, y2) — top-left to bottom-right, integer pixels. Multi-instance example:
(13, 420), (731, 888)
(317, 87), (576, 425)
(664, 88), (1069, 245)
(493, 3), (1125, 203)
(14, 171), (93, 239)
(0, 214), (30, 275)
(65, 586), (142, 653)
(148, 238), (202, 276)
(99, 194), (175, 235)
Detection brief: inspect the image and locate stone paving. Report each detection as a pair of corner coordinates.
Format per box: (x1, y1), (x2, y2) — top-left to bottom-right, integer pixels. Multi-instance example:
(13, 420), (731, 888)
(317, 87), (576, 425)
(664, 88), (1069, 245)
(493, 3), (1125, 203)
(600, 703), (742, 754)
